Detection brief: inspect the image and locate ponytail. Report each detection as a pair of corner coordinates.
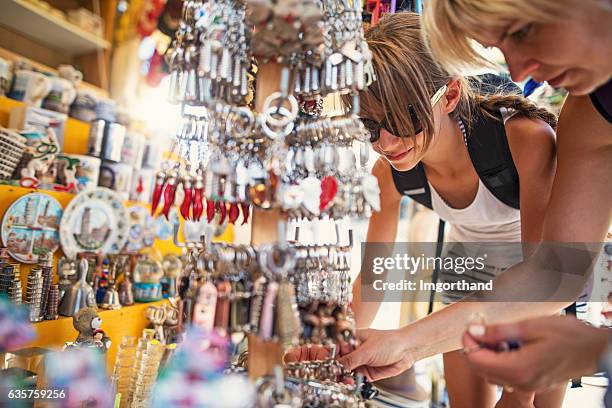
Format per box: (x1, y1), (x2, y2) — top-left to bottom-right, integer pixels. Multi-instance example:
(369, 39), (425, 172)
(475, 94), (558, 130)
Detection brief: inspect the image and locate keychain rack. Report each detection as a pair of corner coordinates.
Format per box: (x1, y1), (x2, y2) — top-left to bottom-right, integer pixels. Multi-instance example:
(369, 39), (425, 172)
(157, 0), (380, 404)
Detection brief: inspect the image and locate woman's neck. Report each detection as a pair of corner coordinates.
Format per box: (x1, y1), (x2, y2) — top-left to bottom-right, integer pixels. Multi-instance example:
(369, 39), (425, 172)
(420, 116), (470, 177)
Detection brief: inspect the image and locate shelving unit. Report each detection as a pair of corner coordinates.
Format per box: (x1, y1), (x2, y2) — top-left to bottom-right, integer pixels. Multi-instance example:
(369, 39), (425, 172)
(0, 47), (109, 99)
(28, 300), (167, 368)
(0, 0), (110, 55)
(0, 1), (117, 89)
(0, 96), (90, 154)
(0, 185), (175, 368)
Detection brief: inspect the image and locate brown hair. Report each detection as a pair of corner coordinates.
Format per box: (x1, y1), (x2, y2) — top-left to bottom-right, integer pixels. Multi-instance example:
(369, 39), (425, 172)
(343, 12), (556, 150)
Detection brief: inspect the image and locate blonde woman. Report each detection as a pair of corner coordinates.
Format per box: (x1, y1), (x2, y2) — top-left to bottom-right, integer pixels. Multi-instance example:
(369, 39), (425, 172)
(416, 0), (612, 397)
(337, 0), (611, 406)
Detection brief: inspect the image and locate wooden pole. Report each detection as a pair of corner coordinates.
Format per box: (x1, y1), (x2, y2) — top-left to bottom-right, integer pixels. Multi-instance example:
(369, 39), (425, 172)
(248, 62), (287, 379)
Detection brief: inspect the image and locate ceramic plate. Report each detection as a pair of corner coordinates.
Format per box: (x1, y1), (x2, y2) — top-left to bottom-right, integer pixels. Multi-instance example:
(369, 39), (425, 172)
(153, 208), (178, 241)
(126, 205), (156, 251)
(59, 188), (129, 259)
(1, 193), (63, 263)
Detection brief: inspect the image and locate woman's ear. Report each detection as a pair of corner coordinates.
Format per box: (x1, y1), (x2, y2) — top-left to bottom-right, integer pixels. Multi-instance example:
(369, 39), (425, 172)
(440, 78), (462, 114)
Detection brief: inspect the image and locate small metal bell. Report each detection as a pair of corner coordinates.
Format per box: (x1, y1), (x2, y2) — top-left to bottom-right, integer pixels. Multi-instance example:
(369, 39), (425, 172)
(59, 259), (97, 317)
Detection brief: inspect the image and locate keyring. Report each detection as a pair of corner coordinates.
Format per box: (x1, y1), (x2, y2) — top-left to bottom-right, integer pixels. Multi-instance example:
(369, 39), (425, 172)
(34, 142), (58, 158)
(262, 92), (298, 125)
(19, 177), (39, 189)
(226, 107), (255, 137)
(258, 244), (296, 279)
(260, 111), (294, 140)
(262, 104), (295, 130)
(261, 106), (292, 126)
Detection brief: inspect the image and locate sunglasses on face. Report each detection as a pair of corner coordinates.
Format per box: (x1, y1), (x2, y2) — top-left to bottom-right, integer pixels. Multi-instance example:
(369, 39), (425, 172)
(361, 84), (448, 143)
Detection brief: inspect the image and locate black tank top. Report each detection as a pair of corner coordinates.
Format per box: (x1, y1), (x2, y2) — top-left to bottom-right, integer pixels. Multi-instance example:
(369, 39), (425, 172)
(590, 78), (612, 123)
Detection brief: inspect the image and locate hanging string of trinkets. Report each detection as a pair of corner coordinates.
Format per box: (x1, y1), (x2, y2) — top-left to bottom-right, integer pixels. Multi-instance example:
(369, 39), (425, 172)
(154, 0), (381, 404)
(153, 0), (380, 225)
(171, 223), (377, 405)
(172, 224), (354, 347)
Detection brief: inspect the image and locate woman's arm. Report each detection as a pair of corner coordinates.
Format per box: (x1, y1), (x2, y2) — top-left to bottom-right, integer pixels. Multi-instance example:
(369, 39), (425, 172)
(352, 157), (403, 328)
(340, 95), (612, 380)
(505, 115), (557, 251)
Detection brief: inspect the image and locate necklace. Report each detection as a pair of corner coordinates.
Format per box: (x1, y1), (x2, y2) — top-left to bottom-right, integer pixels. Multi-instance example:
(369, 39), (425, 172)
(432, 119), (472, 209)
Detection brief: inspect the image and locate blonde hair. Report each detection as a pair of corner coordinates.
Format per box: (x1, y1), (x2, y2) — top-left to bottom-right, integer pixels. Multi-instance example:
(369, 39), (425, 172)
(422, 0), (609, 75)
(342, 12), (556, 150)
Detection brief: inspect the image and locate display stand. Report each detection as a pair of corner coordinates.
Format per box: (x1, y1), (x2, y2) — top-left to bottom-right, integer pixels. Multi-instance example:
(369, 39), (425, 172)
(247, 62), (288, 379)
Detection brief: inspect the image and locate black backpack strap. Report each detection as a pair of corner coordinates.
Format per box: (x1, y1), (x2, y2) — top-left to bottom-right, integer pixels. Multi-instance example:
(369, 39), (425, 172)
(466, 111), (520, 209)
(390, 163), (433, 209)
(427, 218), (446, 315)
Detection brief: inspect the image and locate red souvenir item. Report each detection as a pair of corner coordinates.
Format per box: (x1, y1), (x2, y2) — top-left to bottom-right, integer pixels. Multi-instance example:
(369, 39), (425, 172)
(319, 175), (338, 212)
(180, 173), (193, 220)
(192, 168), (205, 221)
(228, 203), (240, 225)
(214, 281), (232, 334)
(206, 199), (215, 223)
(151, 170), (167, 215)
(137, 0), (165, 38)
(217, 202), (227, 225)
(193, 189), (204, 221)
(161, 168), (179, 219)
(240, 203), (250, 225)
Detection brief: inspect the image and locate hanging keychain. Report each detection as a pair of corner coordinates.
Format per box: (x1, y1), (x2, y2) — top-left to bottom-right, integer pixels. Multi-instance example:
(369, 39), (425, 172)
(180, 166), (194, 220)
(214, 279), (232, 335)
(192, 255), (218, 332)
(192, 164), (206, 221)
(161, 163), (181, 219)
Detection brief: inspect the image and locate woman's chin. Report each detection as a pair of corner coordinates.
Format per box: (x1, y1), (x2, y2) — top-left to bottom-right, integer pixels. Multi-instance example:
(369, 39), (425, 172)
(387, 158), (419, 172)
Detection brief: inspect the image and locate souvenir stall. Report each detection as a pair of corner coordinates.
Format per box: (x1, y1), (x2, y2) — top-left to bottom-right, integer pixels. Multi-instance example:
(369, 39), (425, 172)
(0, 0), (393, 406)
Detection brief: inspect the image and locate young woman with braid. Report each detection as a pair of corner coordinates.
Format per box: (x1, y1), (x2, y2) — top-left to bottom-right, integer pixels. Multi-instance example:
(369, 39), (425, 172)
(286, 11), (563, 407)
(345, 12), (563, 408)
(329, 0), (611, 406)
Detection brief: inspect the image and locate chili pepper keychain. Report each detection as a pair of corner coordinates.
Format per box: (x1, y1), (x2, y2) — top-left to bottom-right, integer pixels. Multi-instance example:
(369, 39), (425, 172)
(192, 165), (205, 221)
(180, 169), (194, 220)
(161, 164), (180, 219)
(206, 199), (216, 223)
(151, 168), (167, 215)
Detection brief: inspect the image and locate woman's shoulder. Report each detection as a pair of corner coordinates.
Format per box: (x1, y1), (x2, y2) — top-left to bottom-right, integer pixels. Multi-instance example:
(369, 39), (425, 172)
(503, 115), (556, 171)
(504, 114), (556, 142)
(558, 94), (612, 150)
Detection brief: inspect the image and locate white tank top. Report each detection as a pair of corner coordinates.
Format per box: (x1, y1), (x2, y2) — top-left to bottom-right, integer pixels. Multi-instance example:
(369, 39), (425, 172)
(429, 179), (521, 243)
(430, 109), (522, 244)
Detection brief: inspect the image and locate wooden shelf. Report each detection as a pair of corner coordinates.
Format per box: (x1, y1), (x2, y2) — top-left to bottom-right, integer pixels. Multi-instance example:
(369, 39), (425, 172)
(26, 300), (168, 368)
(0, 96), (91, 154)
(0, 47), (110, 99)
(0, 0), (110, 56)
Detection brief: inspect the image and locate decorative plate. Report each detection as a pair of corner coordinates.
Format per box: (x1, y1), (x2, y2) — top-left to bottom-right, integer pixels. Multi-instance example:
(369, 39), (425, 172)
(153, 208), (179, 241)
(59, 188), (129, 259)
(1, 193), (63, 263)
(126, 205), (156, 252)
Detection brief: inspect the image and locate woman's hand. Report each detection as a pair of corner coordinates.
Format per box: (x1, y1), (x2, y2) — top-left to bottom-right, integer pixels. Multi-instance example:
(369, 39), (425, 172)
(283, 344), (331, 363)
(337, 328), (415, 381)
(462, 316), (609, 391)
